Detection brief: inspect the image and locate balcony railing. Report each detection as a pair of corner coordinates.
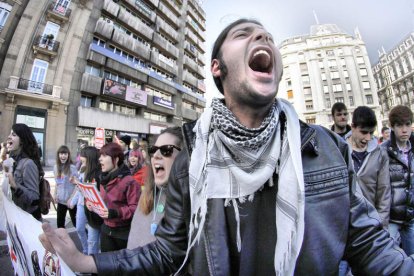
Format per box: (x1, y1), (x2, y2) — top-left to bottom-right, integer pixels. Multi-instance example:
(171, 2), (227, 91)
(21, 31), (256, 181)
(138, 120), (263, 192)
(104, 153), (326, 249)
(50, 2), (72, 18)
(17, 78), (53, 95)
(33, 35), (60, 52)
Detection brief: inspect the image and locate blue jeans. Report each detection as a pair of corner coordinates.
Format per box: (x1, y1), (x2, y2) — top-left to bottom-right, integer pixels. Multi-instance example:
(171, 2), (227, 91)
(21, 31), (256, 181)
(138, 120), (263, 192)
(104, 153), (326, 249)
(75, 202), (88, 254)
(87, 224), (101, 255)
(389, 221), (414, 255)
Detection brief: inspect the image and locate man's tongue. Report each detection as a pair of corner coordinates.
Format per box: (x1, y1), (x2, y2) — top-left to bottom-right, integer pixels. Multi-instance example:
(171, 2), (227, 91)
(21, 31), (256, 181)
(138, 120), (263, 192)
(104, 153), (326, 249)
(250, 53), (271, 73)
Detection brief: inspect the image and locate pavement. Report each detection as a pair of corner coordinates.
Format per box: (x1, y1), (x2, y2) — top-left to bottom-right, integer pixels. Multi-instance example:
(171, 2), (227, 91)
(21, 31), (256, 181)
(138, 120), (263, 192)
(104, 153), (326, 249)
(0, 166), (82, 275)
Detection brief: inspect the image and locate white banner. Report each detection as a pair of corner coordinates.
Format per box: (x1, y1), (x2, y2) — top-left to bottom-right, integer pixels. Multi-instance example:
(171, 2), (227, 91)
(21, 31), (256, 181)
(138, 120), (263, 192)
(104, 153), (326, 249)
(2, 190), (75, 276)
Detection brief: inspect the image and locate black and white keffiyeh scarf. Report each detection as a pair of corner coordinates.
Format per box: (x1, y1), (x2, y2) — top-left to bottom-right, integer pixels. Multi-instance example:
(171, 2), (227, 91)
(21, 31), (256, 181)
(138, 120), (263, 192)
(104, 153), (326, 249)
(179, 98), (305, 276)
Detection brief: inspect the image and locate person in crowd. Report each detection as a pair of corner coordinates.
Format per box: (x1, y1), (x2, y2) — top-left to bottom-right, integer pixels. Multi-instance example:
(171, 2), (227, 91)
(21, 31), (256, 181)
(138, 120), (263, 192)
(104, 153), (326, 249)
(379, 126), (391, 144)
(118, 135), (131, 166)
(139, 140), (150, 165)
(0, 141), (7, 168)
(127, 127), (183, 249)
(382, 105), (414, 256)
(345, 106), (391, 226)
(54, 145), (78, 228)
(88, 142), (140, 252)
(70, 146), (102, 255)
(128, 149), (147, 186)
(40, 19), (414, 275)
(130, 139), (139, 151)
(331, 102), (351, 139)
(5, 123), (43, 220)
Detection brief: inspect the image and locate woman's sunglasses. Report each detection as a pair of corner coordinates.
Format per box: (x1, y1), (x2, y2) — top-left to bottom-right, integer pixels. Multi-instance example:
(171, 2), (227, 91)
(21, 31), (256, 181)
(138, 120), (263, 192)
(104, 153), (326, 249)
(148, 145), (181, 157)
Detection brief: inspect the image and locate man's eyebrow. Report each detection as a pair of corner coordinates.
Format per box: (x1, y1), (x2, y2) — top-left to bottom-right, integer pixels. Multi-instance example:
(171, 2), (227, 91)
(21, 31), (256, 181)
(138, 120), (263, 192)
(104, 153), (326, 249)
(230, 26), (274, 40)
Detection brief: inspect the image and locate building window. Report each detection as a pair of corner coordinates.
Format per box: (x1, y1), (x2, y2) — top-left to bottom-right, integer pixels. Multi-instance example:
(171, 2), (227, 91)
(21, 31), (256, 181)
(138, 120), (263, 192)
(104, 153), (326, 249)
(92, 37), (106, 47)
(359, 68), (368, 76)
(343, 70), (349, 78)
(318, 60), (324, 68)
(306, 118), (316, 124)
(346, 83), (352, 91)
(80, 95), (93, 107)
(349, 96), (354, 106)
(305, 100), (313, 110)
(356, 57), (364, 64)
(362, 81), (371, 89)
(321, 72), (326, 81)
(42, 21), (60, 40)
(144, 111), (167, 122)
(85, 64), (100, 77)
(287, 90), (293, 99)
(330, 71), (340, 79)
(99, 100), (136, 115)
(323, 85), (329, 93)
(340, 58), (346, 67)
(54, 0), (71, 14)
(301, 75), (310, 86)
(328, 59), (337, 68)
(29, 59), (49, 92)
(325, 98), (331, 108)
(335, 97), (344, 103)
(0, 2), (11, 29)
(366, 95), (373, 104)
(326, 50), (334, 56)
(145, 86), (172, 101)
(333, 84), (342, 92)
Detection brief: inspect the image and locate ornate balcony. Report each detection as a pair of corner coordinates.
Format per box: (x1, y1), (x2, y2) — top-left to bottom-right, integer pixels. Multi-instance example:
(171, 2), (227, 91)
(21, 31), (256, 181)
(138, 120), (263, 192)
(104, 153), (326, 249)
(32, 35), (60, 61)
(46, 1), (71, 24)
(17, 78), (53, 95)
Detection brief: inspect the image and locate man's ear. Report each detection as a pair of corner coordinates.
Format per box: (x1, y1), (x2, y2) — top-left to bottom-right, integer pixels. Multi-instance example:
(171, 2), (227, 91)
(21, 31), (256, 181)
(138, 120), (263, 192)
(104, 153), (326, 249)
(211, 59), (221, 78)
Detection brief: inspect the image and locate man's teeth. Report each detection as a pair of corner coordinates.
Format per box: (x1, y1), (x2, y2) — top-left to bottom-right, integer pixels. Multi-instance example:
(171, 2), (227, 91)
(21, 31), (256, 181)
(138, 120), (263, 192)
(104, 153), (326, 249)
(253, 49), (270, 58)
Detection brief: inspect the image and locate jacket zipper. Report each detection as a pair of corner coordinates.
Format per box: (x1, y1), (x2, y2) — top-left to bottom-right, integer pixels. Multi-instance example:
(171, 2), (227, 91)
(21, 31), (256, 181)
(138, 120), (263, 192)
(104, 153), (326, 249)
(203, 228), (214, 275)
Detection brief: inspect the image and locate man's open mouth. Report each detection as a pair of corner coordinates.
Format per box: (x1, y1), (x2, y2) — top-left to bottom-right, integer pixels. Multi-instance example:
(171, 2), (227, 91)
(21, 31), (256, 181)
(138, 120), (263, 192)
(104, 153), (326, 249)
(249, 48), (273, 74)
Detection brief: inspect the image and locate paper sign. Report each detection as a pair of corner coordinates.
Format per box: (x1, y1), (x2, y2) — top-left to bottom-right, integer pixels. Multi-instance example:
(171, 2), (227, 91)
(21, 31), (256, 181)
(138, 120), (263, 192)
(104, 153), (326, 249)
(77, 182), (107, 214)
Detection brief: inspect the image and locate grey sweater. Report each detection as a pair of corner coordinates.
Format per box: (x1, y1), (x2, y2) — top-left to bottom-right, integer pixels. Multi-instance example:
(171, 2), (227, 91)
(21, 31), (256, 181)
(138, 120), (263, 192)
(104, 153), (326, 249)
(11, 158), (40, 214)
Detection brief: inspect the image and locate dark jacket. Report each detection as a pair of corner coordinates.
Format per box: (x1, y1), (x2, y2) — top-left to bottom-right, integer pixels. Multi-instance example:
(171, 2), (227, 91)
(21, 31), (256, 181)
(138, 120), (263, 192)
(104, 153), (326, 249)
(100, 164), (141, 228)
(381, 132), (414, 224)
(94, 122), (414, 275)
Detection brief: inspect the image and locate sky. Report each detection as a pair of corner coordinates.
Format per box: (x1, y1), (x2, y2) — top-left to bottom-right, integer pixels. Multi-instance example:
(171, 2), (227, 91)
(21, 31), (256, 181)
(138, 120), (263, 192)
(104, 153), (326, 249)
(200, 0), (414, 103)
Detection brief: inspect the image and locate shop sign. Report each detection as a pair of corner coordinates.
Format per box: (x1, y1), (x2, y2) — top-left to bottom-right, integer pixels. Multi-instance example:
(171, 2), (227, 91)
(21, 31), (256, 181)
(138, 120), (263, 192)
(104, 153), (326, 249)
(16, 114), (45, 129)
(102, 79), (126, 100)
(95, 128), (105, 149)
(125, 86), (147, 106)
(153, 96), (174, 110)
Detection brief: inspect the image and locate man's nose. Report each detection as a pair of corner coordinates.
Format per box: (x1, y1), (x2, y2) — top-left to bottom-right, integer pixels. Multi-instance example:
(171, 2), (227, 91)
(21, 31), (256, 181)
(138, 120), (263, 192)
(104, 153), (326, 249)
(254, 30), (270, 42)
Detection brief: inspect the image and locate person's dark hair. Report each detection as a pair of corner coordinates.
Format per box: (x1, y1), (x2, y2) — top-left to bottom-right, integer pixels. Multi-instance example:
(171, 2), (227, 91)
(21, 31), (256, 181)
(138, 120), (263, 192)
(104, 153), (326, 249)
(381, 126), (390, 134)
(388, 105), (413, 127)
(139, 126), (183, 215)
(80, 146), (100, 182)
(211, 18), (263, 94)
(331, 102), (347, 116)
(56, 145), (73, 177)
(11, 123), (43, 176)
(351, 106), (377, 129)
(100, 142), (124, 167)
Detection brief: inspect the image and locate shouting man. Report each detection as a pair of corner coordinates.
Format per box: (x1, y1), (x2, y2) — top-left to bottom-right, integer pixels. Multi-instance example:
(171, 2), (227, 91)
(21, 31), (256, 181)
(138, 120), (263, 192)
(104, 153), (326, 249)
(40, 19), (413, 275)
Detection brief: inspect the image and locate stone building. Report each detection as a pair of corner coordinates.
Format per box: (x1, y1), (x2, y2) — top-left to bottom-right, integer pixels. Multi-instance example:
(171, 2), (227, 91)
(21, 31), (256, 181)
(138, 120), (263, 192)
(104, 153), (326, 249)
(278, 24), (381, 130)
(372, 33), (414, 125)
(0, 0), (206, 165)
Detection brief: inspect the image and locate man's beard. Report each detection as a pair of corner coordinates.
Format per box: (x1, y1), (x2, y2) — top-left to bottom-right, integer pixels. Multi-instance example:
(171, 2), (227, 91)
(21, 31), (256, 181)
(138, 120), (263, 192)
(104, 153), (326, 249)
(219, 57), (276, 109)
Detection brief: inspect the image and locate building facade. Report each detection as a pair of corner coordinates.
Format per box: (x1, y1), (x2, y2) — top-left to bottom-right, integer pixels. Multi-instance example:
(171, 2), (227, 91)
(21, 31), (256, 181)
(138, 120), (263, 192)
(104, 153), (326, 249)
(372, 33), (414, 125)
(278, 24), (381, 130)
(0, 0), (206, 166)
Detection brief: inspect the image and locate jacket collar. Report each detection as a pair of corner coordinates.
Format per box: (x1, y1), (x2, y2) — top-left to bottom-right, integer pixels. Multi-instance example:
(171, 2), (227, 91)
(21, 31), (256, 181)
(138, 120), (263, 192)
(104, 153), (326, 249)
(344, 130), (378, 153)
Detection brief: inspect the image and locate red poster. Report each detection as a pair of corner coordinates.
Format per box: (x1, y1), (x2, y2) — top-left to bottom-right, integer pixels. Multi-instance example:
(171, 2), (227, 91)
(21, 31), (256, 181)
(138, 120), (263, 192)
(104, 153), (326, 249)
(77, 182), (107, 214)
(94, 127), (105, 149)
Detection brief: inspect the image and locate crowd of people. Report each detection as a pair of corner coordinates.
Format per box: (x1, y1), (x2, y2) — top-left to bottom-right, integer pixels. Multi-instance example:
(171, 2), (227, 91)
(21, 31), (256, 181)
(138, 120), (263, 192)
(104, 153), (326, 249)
(1, 18), (414, 275)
